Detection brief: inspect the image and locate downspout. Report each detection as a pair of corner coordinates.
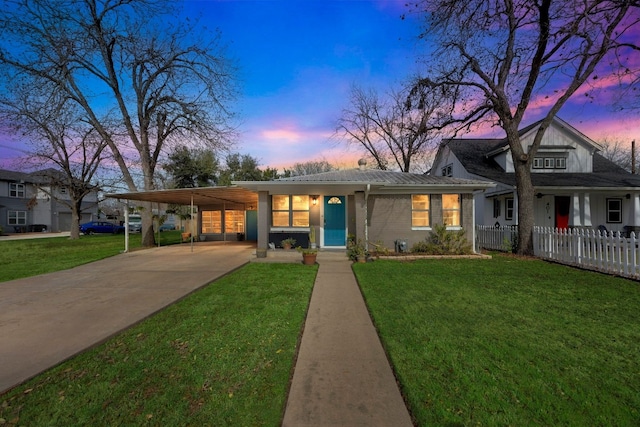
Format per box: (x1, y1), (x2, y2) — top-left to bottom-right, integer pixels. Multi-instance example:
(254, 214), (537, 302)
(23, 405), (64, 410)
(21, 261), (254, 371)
(190, 194), (194, 253)
(123, 202), (129, 253)
(364, 184), (370, 247)
(472, 192), (476, 254)
(223, 202), (226, 243)
(157, 202), (160, 248)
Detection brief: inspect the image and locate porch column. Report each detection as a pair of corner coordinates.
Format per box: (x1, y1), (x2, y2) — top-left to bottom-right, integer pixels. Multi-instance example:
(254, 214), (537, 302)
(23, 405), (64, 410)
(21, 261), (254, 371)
(570, 193), (581, 226)
(354, 191), (366, 242)
(256, 191), (269, 258)
(582, 193), (592, 227)
(629, 193), (640, 226)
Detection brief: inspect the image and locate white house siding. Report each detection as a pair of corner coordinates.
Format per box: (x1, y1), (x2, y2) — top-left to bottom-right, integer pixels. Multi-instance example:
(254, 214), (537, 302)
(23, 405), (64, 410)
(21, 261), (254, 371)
(520, 125), (594, 173)
(432, 146), (474, 179)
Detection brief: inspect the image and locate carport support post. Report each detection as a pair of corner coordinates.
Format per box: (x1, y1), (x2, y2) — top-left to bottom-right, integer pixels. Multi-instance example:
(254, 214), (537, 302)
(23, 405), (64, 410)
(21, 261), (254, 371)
(124, 207), (129, 253)
(190, 195), (194, 253)
(256, 191), (269, 258)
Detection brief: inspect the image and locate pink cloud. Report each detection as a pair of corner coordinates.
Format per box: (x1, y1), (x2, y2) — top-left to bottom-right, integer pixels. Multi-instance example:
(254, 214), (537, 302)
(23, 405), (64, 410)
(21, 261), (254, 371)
(261, 129), (302, 143)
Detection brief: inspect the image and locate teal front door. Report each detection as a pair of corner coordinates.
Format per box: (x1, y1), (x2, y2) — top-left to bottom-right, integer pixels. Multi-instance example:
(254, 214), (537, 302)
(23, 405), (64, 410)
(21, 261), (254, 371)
(324, 196), (346, 246)
(245, 210), (258, 241)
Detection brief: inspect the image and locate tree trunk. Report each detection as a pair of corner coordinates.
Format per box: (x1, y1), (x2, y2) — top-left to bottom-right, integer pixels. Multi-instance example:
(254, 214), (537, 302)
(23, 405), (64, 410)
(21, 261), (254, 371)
(69, 199), (82, 240)
(140, 202), (156, 247)
(514, 161), (535, 255)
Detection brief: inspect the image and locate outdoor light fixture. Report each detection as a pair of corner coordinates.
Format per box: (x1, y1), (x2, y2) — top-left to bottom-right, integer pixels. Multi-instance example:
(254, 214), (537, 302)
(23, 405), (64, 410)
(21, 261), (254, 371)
(312, 196), (318, 206)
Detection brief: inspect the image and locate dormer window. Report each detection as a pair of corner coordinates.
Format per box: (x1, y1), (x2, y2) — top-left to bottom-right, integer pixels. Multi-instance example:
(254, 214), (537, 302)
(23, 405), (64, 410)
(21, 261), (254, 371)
(533, 155), (567, 170)
(441, 164), (453, 177)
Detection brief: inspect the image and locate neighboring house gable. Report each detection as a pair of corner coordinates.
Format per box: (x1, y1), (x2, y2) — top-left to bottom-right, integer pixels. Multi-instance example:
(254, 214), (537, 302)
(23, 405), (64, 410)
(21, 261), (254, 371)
(0, 168), (99, 233)
(431, 117), (640, 233)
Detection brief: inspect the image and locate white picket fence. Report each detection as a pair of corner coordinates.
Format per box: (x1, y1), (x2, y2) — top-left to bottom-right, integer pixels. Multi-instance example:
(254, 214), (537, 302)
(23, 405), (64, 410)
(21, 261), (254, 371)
(476, 225), (640, 280)
(532, 226), (640, 279)
(476, 225), (518, 252)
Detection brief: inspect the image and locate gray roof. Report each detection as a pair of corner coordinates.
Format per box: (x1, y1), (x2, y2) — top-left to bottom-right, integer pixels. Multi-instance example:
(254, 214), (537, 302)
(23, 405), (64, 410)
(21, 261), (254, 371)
(275, 168), (486, 186)
(444, 139), (640, 189)
(0, 168), (53, 184)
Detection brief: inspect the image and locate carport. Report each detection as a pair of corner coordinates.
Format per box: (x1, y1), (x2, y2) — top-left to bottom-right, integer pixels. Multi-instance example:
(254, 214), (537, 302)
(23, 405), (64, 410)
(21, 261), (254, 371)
(107, 186), (258, 251)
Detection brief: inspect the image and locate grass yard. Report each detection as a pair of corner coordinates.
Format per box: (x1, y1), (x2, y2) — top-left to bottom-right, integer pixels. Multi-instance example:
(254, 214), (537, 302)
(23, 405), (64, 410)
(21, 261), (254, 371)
(0, 231), (184, 282)
(0, 262), (317, 426)
(354, 254), (640, 426)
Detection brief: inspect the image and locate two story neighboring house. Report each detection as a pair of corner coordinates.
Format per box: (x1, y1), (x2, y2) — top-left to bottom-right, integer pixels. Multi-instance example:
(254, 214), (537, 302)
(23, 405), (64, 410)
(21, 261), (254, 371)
(431, 117), (640, 234)
(0, 168), (99, 233)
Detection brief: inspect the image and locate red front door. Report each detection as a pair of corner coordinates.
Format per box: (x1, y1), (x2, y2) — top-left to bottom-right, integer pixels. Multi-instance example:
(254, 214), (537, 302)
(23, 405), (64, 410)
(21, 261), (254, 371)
(555, 196), (570, 229)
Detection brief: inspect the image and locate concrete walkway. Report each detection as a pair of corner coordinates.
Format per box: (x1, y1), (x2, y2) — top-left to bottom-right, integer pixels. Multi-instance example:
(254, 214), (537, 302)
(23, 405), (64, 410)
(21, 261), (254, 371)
(2, 244), (413, 425)
(0, 242), (254, 393)
(282, 258), (413, 427)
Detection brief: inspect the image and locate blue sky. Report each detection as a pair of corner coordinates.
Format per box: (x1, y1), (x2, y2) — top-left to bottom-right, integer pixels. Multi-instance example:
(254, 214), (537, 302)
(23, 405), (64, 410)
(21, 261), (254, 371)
(1, 0), (638, 171)
(187, 0), (639, 170)
(184, 0), (425, 169)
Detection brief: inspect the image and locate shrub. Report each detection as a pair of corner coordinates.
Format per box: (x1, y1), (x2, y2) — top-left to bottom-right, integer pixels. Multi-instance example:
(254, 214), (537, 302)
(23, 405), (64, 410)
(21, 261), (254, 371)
(346, 236), (366, 261)
(411, 224), (472, 255)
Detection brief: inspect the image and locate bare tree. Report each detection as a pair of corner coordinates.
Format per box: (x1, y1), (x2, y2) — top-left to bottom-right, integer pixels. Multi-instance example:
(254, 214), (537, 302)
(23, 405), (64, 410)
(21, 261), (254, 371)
(599, 138), (636, 173)
(410, 0), (640, 254)
(0, 0), (238, 246)
(284, 160), (335, 177)
(0, 84), (108, 239)
(337, 83), (446, 172)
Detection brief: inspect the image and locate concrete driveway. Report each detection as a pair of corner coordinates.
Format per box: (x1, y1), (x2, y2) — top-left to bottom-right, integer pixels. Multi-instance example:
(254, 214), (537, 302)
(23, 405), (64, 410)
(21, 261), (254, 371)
(0, 242), (254, 393)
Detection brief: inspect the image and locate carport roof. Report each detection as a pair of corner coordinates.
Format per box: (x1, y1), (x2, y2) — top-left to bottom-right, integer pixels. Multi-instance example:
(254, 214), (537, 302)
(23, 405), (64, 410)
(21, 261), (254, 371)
(106, 186), (258, 206)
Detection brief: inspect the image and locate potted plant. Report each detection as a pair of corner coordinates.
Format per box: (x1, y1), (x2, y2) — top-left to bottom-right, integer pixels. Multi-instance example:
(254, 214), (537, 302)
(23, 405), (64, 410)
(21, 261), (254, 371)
(309, 226), (317, 249)
(281, 237), (296, 250)
(297, 246), (318, 265)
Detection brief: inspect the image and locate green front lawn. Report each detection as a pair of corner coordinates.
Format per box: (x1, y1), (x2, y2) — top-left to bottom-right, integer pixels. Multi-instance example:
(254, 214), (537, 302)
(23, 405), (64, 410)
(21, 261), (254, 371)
(1, 263), (317, 426)
(0, 231), (184, 282)
(354, 255), (640, 426)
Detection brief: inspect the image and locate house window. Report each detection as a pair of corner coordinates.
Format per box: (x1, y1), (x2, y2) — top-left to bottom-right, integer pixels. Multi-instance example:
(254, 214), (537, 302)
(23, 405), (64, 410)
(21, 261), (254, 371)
(533, 156), (567, 170)
(272, 195), (309, 227)
(201, 210), (222, 233)
(544, 158), (555, 169)
(225, 210), (244, 233)
(202, 211), (222, 233)
(60, 187), (68, 194)
(533, 158), (544, 169)
(441, 164), (453, 177)
(442, 194), (461, 226)
(8, 210), (27, 225)
(607, 198), (622, 223)
(411, 194), (430, 227)
(505, 198), (514, 220)
(9, 183), (25, 198)
(493, 199), (501, 218)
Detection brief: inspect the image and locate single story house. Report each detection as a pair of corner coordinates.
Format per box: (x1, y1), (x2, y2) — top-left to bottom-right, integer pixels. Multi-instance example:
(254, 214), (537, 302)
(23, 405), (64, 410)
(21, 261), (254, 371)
(109, 160), (494, 255)
(430, 117), (640, 234)
(0, 168), (99, 233)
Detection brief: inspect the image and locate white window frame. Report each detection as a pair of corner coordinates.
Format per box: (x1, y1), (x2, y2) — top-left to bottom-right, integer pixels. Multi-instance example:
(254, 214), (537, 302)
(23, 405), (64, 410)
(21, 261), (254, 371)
(505, 198), (514, 221)
(9, 183), (25, 198)
(442, 194), (461, 228)
(607, 198), (622, 223)
(271, 195), (309, 228)
(8, 210), (27, 225)
(533, 158), (544, 169)
(555, 157), (566, 169)
(411, 194), (431, 229)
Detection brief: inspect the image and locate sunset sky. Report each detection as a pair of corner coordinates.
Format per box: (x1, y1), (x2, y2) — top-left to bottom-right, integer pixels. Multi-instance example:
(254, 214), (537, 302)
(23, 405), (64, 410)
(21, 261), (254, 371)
(0, 0), (638, 172)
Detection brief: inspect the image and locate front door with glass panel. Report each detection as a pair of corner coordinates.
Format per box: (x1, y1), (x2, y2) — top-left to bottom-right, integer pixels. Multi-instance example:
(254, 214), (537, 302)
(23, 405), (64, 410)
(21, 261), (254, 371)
(324, 196), (346, 246)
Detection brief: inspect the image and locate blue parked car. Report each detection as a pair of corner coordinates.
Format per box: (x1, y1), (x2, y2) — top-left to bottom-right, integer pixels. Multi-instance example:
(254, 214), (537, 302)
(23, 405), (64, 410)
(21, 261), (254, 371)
(79, 221), (125, 235)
